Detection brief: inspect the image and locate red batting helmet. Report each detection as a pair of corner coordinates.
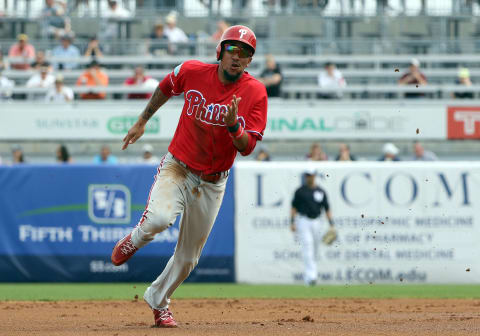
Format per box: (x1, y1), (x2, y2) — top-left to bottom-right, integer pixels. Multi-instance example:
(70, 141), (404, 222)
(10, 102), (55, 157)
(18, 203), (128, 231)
(216, 25), (256, 61)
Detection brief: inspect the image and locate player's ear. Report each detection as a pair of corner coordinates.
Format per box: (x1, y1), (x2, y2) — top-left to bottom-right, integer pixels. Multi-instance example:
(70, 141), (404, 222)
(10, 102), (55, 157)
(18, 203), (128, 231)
(246, 57), (252, 67)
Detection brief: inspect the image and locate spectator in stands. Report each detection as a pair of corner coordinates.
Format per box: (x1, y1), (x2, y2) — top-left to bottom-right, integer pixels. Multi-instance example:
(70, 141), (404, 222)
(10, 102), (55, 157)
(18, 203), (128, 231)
(335, 143), (356, 161)
(453, 67), (473, 99)
(255, 145), (271, 161)
(0, 64), (15, 101)
(258, 54), (283, 98)
(31, 50), (52, 71)
(164, 11), (189, 55)
(101, 0), (132, 40)
(11, 145), (25, 164)
(211, 20), (230, 42)
(398, 58), (427, 98)
(148, 22), (168, 56)
(8, 34), (36, 70)
(41, 0), (71, 40)
(26, 65), (55, 100)
(0, 50), (9, 70)
(141, 144), (160, 164)
(378, 142), (400, 161)
(307, 143), (328, 161)
(84, 36), (104, 58)
(45, 74), (74, 102)
(124, 66), (159, 99)
(76, 60), (109, 100)
(93, 145), (118, 164)
(56, 144), (72, 163)
(317, 62), (346, 99)
(412, 141), (437, 161)
(105, 0), (131, 17)
(340, 0), (366, 15)
(52, 35), (80, 70)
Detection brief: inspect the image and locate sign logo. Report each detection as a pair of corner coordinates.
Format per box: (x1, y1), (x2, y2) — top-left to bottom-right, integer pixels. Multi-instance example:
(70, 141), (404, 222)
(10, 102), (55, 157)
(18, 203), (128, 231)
(88, 184), (131, 224)
(108, 116), (159, 134)
(239, 29), (247, 39)
(447, 107), (480, 139)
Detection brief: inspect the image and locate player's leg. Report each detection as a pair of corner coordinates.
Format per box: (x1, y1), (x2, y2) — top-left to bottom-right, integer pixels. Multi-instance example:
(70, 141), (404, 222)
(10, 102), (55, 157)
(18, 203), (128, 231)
(297, 216), (317, 285)
(130, 154), (188, 247)
(144, 175), (227, 310)
(112, 153), (186, 265)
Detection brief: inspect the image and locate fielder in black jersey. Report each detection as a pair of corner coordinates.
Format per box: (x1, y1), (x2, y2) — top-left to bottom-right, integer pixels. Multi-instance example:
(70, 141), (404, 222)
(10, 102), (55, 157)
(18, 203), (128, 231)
(290, 168), (334, 285)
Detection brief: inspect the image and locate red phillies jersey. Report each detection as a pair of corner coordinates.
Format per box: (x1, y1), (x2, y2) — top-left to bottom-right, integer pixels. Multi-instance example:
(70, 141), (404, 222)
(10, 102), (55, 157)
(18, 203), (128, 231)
(159, 60), (268, 174)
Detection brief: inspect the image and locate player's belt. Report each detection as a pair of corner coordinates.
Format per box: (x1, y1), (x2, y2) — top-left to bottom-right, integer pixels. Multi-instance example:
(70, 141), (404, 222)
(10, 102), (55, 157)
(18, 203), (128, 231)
(172, 156), (229, 183)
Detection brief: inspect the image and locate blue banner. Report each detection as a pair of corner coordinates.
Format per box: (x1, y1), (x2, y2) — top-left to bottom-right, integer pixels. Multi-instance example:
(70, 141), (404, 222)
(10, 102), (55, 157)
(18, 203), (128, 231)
(0, 165), (235, 282)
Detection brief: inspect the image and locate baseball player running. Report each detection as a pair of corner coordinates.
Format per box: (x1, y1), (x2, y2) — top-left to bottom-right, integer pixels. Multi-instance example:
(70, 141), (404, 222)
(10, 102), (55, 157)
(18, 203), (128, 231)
(111, 25), (267, 328)
(291, 168), (335, 286)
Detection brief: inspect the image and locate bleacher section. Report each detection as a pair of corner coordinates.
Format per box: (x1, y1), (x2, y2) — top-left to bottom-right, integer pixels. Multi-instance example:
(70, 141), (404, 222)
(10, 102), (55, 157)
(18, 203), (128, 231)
(4, 54), (480, 99)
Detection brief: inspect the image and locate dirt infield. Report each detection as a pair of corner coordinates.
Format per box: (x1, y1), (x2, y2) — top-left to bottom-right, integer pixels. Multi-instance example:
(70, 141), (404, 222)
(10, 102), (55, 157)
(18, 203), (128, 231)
(2, 298), (480, 336)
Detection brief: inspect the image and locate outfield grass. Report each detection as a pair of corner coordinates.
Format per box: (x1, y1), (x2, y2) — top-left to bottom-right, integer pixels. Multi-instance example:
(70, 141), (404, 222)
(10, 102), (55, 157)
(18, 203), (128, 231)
(0, 283), (479, 301)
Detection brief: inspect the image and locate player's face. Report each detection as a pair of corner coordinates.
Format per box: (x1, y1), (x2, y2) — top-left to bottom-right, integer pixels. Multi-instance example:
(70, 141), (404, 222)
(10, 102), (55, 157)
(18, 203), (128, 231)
(220, 41), (252, 82)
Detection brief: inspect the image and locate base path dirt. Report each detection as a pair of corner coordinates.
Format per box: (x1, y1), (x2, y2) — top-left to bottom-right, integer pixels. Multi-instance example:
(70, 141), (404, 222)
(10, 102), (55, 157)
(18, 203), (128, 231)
(2, 298), (480, 336)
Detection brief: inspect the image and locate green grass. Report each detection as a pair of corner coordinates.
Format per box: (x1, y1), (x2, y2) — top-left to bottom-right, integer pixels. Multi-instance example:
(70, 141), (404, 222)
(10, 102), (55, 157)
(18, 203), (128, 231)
(0, 284), (479, 301)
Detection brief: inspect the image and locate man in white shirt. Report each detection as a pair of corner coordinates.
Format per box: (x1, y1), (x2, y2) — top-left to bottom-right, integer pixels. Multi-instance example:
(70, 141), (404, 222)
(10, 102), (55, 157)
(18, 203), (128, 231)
(26, 65), (55, 100)
(101, 0), (132, 40)
(164, 12), (188, 54)
(45, 74), (74, 102)
(317, 62), (346, 99)
(104, 0), (131, 18)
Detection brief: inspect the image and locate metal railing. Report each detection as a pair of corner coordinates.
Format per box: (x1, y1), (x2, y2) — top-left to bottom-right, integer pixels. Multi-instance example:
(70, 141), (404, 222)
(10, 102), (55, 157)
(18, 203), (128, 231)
(2, 84), (479, 100)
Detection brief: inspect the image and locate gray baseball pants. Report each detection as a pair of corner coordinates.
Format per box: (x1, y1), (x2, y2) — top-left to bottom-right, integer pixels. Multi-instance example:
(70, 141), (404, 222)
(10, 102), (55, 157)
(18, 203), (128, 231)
(130, 152), (228, 309)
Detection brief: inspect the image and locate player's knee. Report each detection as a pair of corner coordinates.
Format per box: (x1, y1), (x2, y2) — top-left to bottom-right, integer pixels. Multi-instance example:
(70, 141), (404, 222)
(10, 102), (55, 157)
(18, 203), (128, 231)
(143, 211), (173, 233)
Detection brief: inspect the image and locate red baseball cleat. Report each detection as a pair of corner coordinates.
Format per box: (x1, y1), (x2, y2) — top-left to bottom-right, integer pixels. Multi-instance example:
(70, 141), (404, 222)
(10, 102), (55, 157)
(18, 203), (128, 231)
(111, 233), (138, 266)
(153, 308), (178, 328)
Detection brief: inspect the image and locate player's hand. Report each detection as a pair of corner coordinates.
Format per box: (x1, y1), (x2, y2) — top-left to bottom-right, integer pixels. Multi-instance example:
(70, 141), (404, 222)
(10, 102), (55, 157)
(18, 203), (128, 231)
(222, 95), (242, 126)
(122, 121), (146, 150)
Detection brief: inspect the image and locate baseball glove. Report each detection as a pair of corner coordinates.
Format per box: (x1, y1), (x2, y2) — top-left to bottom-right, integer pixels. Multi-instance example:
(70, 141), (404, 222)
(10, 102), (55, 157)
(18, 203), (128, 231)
(322, 227), (338, 245)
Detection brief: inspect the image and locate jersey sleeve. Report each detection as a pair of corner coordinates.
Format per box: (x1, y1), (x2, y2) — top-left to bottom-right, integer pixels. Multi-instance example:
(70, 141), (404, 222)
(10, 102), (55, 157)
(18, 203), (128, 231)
(244, 88), (268, 140)
(158, 61), (188, 97)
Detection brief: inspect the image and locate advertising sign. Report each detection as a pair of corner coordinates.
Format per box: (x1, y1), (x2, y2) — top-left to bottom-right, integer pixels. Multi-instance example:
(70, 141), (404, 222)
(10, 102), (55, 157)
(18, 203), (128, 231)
(235, 162), (480, 284)
(0, 102), (449, 140)
(0, 165), (235, 282)
(447, 106), (480, 139)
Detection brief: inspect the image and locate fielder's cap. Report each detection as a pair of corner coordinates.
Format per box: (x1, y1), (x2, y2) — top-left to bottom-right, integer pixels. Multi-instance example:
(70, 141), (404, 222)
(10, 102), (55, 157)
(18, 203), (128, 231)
(142, 144), (154, 153)
(383, 142), (399, 156)
(55, 74), (64, 82)
(304, 167), (317, 176)
(17, 33), (28, 41)
(410, 58), (420, 67)
(458, 67), (470, 78)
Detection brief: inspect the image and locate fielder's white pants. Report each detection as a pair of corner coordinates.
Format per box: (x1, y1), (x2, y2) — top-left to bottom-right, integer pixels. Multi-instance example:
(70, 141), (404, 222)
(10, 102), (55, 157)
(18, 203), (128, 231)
(296, 214), (321, 284)
(130, 152), (227, 309)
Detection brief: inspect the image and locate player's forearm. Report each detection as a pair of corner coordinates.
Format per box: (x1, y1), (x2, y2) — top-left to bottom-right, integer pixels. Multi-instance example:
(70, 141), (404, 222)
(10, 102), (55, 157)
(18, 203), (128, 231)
(326, 210), (334, 226)
(140, 86), (169, 122)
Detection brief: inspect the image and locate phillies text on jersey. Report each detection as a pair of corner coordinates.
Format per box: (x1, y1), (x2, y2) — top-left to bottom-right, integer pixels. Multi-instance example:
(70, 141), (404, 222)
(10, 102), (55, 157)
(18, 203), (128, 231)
(159, 60), (268, 174)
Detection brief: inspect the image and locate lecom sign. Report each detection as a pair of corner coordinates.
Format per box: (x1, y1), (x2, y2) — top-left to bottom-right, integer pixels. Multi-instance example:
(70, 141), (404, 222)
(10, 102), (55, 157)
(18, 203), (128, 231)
(447, 107), (480, 139)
